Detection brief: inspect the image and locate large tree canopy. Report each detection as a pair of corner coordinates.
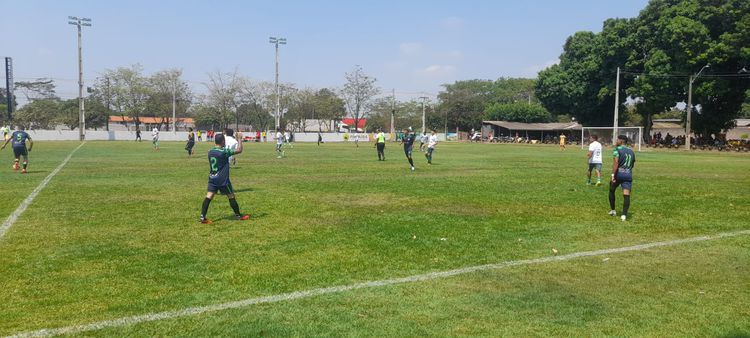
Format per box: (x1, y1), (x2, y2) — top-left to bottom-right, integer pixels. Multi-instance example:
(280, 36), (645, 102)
(536, 0), (750, 138)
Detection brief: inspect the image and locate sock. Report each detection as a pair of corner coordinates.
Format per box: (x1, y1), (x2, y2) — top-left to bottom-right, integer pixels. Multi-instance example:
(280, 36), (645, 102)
(609, 187), (616, 210)
(623, 195), (631, 216)
(408, 158), (414, 167)
(229, 198), (241, 216)
(201, 198), (212, 219)
(22, 161), (27, 169)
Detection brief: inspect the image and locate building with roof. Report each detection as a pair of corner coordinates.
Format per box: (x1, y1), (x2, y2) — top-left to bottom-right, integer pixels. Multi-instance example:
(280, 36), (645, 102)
(481, 120), (582, 142)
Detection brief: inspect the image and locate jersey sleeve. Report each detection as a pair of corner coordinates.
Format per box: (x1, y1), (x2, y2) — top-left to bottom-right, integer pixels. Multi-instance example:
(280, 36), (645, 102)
(612, 149), (619, 158)
(224, 148), (236, 156)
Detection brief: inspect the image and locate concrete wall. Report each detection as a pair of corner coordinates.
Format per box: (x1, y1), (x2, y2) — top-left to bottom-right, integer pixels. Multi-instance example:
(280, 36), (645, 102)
(21, 130), (449, 142)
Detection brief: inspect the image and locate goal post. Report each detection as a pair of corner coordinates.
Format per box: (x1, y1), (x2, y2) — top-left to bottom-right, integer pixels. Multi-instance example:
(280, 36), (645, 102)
(580, 127), (642, 152)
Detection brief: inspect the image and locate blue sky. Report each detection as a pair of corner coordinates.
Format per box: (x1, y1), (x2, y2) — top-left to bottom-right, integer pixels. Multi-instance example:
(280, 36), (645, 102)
(1, 0), (648, 101)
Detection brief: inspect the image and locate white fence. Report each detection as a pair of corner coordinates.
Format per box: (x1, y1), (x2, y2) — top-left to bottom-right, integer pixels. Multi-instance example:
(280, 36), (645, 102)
(22, 131), (448, 142)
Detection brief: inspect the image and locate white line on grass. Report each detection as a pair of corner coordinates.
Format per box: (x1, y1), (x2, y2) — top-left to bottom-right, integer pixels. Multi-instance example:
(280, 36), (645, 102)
(0, 142), (85, 241)
(7, 228), (749, 338)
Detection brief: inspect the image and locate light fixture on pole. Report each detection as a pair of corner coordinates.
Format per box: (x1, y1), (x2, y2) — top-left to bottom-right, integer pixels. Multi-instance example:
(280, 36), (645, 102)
(269, 36), (287, 131)
(686, 63), (709, 150)
(68, 16), (91, 141)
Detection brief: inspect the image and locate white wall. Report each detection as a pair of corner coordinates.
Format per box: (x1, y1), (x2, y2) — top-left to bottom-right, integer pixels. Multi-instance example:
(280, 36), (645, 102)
(23, 130), (449, 142)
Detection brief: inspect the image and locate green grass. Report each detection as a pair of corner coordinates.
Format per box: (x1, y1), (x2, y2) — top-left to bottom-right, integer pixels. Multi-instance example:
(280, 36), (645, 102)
(0, 141), (748, 336)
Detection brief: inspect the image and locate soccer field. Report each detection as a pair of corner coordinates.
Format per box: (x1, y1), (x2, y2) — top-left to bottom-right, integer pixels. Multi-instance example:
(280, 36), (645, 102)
(1, 141), (748, 337)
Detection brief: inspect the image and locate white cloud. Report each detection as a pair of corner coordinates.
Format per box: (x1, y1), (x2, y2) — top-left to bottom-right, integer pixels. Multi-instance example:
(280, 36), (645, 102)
(440, 17), (464, 29)
(418, 65), (456, 76)
(399, 42), (423, 55)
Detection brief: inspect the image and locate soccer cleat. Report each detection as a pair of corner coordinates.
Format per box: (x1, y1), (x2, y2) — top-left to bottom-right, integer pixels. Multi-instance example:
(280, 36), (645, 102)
(620, 215), (627, 222)
(595, 181), (602, 186)
(13, 162), (19, 170)
(236, 214), (250, 221)
(200, 218), (213, 224)
(608, 210), (617, 216)
(21, 169), (27, 174)
(411, 166), (415, 171)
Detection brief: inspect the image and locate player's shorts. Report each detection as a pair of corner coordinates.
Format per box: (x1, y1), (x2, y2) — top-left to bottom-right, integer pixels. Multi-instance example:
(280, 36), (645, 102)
(427, 147), (435, 155)
(185, 140), (195, 150)
(611, 179), (632, 191)
(13, 146), (27, 157)
(404, 145), (413, 156)
(276, 143), (283, 151)
(377, 143), (385, 151)
(208, 179), (234, 195)
(588, 163), (602, 171)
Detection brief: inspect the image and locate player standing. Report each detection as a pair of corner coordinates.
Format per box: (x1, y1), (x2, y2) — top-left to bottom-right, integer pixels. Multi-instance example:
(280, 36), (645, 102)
(375, 128), (386, 161)
(185, 127), (196, 157)
(1, 127), (33, 174)
(1, 125), (9, 141)
(401, 127), (416, 171)
(587, 135), (603, 186)
(200, 132), (250, 224)
(275, 128), (285, 158)
(559, 133), (566, 151)
(135, 128), (142, 142)
(419, 131), (428, 152)
(609, 135), (636, 221)
(224, 128), (239, 166)
(425, 129), (438, 165)
(152, 127), (160, 151)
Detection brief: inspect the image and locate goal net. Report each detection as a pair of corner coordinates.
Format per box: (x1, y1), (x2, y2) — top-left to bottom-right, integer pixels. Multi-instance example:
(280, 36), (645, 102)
(580, 127), (642, 151)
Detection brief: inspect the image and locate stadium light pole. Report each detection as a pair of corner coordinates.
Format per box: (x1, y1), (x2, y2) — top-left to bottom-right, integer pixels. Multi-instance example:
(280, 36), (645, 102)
(686, 63), (709, 150)
(420, 96), (428, 133)
(390, 89), (395, 138)
(68, 16), (91, 141)
(613, 67), (620, 143)
(269, 36), (286, 131)
(171, 80), (177, 133)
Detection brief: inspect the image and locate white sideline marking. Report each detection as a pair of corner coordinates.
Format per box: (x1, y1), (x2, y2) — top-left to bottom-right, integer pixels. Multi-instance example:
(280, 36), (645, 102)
(6, 229), (749, 338)
(0, 142), (85, 241)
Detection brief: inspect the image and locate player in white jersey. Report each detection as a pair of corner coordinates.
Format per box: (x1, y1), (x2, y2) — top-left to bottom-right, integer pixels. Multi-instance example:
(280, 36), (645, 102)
(425, 129), (438, 164)
(275, 128), (285, 158)
(224, 128), (239, 165)
(151, 127), (160, 151)
(587, 135), (603, 186)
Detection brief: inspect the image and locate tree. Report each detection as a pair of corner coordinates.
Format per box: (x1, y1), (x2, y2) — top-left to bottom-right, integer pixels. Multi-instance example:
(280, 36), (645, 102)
(484, 102), (552, 123)
(14, 78), (57, 102)
(91, 65), (151, 130)
(14, 98), (60, 129)
(341, 65), (379, 132)
(438, 80), (494, 131)
(146, 69), (192, 130)
(312, 88), (346, 131)
(203, 69), (247, 130)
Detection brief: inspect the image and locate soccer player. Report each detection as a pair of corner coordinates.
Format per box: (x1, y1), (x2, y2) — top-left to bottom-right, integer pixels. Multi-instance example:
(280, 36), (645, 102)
(374, 128), (386, 161)
(152, 127), (160, 151)
(275, 128), (284, 158)
(1, 126), (33, 174)
(185, 127), (196, 157)
(587, 135), (603, 185)
(200, 132), (250, 224)
(425, 129), (438, 165)
(419, 131), (428, 152)
(609, 135), (636, 221)
(401, 127), (416, 171)
(1, 125), (9, 141)
(559, 133), (567, 151)
(135, 128), (142, 142)
(224, 128), (239, 165)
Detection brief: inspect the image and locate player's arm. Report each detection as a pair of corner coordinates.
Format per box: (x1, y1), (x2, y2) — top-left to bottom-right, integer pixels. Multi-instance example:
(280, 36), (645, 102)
(27, 136), (33, 152)
(0, 137), (9, 150)
(234, 133), (243, 155)
(611, 150), (619, 182)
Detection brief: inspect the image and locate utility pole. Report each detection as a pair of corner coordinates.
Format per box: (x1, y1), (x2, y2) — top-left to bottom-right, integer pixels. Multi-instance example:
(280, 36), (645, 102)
(613, 67), (620, 143)
(5, 57), (13, 123)
(390, 89), (395, 138)
(686, 64), (710, 150)
(172, 80), (177, 133)
(269, 36), (287, 131)
(420, 96), (428, 133)
(68, 16), (91, 141)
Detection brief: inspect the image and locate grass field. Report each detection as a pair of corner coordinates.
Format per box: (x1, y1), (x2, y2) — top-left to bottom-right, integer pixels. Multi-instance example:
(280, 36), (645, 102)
(1, 140), (748, 337)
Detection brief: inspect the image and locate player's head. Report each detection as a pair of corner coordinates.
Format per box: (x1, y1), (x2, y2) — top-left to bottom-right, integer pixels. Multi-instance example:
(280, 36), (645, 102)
(590, 135), (598, 142)
(18, 125), (25, 131)
(225, 128), (234, 137)
(431, 129), (436, 134)
(617, 135), (628, 145)
(215, 133), (225, 147)
(188, 127), (193, 132)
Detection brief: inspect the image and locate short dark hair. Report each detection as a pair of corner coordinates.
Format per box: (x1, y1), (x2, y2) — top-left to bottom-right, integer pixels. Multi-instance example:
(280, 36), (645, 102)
(618, 135), (628, 143)
(591, 135), (598, 141)
(215, 133), (225, 145)
(225, 128), (234, 137)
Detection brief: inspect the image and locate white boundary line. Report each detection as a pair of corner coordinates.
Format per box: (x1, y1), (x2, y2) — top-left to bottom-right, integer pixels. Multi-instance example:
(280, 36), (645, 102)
(7, 229), (749, 338)
(0, 142), (85, 241)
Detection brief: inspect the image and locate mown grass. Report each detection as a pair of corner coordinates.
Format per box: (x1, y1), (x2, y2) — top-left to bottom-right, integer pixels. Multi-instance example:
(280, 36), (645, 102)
(0, 140), (748, 336)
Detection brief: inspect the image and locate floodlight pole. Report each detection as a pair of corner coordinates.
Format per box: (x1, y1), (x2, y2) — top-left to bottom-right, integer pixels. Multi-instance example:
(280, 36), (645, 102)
(68, 16), (91, 141)
(172, 81), (177, 133)
(390, 89), (395, 138)
(613, 67), (620, 144)
(686, 64), (709, 150)
(269, 36), (286, 131)
(420, 96), (428, 133)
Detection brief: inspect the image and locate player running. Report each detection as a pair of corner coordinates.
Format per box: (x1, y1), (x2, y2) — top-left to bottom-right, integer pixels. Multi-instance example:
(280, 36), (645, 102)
(185, 127), (196, 157)
(419, 131), (428, 152)
(224, 128), (239, 166)
(609, 135), (636, 221)
(425, 129), (438, 165)
(152, 127), (160, 151)
(375, 128), (386, 161)
(587, 135), (603, 186)
(1, 125), (9, 141)
(200, 132), (250, 224)
(275, 128), (285, 158)
(559, 133), (567, 151)
(1, 127), (33, 174)
(401, 127), (416, 171)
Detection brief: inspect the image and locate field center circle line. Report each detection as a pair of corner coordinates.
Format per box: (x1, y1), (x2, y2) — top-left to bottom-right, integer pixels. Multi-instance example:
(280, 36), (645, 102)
(0, 142), (86, 242)
(5, 228), (749, 338)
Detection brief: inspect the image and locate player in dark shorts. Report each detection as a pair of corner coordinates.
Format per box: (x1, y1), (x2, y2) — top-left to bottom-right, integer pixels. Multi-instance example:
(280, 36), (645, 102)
(609, 135), (636, 221)
(185, 127), (196, 157)
(135, 128), (142, 142)
(1, 127), (33, 174)
(200, 132), (250, 224)
(401, 127), (416, 171)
